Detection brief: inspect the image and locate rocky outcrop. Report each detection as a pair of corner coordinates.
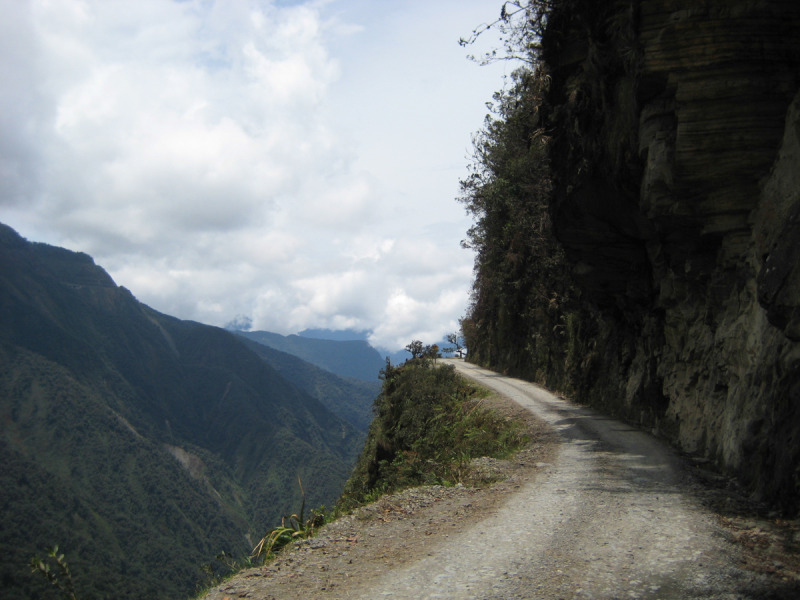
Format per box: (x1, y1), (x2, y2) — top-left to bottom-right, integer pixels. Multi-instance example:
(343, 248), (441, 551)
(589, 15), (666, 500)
(539, 0), (800, 512)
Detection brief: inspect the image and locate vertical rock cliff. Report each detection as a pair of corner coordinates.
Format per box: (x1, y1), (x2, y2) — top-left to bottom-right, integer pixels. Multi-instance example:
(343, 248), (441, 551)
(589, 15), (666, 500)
(487, 0), (800, 512)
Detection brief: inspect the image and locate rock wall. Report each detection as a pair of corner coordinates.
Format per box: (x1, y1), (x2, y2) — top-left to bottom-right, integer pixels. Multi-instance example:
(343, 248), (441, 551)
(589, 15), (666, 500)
(540, 0), (800, 512)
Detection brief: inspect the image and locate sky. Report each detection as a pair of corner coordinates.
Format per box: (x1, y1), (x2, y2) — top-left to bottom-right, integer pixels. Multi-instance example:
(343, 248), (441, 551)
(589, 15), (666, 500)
(0, 0), (515, 351)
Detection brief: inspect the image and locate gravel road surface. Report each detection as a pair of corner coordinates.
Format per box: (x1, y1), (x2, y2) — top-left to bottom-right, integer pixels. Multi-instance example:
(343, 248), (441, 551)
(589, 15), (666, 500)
(204, 360), (798, 600)
(346, 359), (746, 599)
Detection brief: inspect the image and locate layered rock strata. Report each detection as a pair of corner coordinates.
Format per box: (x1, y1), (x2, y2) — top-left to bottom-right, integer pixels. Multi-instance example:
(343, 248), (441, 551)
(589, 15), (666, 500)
(541, 0), (800, 511)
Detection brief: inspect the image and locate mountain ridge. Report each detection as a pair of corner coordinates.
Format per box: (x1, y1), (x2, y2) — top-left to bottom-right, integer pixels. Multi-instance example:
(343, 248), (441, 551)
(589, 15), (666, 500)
(234, 329), (385, 382)
(237, 336), (379, 432)
(0, 222), (369, 599)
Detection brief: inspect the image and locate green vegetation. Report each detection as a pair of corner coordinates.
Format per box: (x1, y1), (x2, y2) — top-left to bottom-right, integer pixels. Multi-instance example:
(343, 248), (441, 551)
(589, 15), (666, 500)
(457, 1), (604, 395)
(340, 357), (527, 507)
(251, 477), (327, 563)
(457, 0), (658, 407)
(0, 223), (365, 599)
(403, 340), (442, 361)
(240, 337), (380, 432)
(30, 546), (79, 600)
(195, 551), (249, 596)
(459, 0), (550, 66)
(445, 332), (465, 357)
(458, 60), (578, 386)
(191, 354), (529, 594)
(236, 329), (385, 383)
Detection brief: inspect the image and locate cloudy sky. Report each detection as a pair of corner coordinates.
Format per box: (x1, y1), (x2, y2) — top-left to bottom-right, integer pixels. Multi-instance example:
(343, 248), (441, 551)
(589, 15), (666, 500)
(1, 0), (514, 351)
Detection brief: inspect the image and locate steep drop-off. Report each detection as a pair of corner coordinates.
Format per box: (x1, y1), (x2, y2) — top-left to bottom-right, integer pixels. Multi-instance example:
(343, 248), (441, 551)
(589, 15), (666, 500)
(466, 0), (800, 512)
(0, 223), (365, 599)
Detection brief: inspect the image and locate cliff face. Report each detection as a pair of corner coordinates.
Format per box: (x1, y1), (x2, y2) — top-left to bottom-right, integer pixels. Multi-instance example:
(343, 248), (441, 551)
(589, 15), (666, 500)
(539, 0), (800, 511)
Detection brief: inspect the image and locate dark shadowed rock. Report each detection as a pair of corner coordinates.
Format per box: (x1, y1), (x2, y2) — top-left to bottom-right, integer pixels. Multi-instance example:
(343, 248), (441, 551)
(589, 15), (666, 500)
(532, 0), (800, 513)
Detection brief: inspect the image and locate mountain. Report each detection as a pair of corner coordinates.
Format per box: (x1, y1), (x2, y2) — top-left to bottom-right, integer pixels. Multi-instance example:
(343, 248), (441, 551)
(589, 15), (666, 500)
(238, 338), (379, 432)
(299, 327), (411, 366)
(460, 1), (800, 514)
(0, 223), (364, 599)
(235, 330), (385, 382)
(298, 328), (370, 342)
(297, 328), (461, 364)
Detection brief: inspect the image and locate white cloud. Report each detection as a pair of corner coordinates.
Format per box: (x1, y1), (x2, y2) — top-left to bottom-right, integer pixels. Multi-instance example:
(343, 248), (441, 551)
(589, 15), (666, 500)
(0, 0), (513, 350)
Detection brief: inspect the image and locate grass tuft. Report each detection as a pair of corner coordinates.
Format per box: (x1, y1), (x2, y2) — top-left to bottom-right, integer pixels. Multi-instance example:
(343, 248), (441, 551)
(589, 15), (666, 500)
(251, 476), (328, 563)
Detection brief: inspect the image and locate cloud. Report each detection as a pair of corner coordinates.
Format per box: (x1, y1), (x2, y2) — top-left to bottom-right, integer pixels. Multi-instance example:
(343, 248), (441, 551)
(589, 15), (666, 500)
(0, 0), (512, 350)
(35, 1), (343, 247)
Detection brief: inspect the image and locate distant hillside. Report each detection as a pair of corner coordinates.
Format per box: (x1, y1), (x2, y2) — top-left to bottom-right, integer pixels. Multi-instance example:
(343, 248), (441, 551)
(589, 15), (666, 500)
(236, 330), (385, 382)
(0, 223), (363, 600)
(238, 338), (380, 432)
(298, 328), (370, 342)
(295, 327), (463, 367)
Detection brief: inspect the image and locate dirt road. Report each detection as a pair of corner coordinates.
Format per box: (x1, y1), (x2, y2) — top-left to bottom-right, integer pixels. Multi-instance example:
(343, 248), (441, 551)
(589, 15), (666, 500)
(204, 360), (797, 600)
(344, 359), (747, 598)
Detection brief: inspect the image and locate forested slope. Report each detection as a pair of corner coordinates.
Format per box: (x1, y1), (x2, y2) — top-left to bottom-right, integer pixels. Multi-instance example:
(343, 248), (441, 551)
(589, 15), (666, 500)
(461, 0), (800, 513)
(0, 222), (364, 599)
(238, 337), (380, 432)
(236, 330), (385, 382)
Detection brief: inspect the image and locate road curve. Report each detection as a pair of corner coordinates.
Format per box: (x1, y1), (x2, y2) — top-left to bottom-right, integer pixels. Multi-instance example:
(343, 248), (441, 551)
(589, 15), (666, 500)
(347, 359), (751, 599)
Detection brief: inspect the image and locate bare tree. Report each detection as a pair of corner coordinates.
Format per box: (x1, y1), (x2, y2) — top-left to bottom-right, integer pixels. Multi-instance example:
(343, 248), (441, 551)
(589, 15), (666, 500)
(459, 1), (553, 66)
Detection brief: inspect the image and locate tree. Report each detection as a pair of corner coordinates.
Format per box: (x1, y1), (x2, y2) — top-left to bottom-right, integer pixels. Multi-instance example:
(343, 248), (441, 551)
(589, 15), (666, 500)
(446, 332), (465, 358)
(30, 545), (79, 600)
(405, 340), (424, 360)
(459, 1), (553, 66)
(405, 341), (441, 363)
(423, 344), (441, 362)
(458, 45), (574, 372)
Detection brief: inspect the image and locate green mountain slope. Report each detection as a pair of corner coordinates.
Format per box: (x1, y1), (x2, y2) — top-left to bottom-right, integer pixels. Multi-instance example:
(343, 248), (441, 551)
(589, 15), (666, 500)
(0, 223), (363, 599)
(236, 330), (385, 382)
(238, 338), (380, 432)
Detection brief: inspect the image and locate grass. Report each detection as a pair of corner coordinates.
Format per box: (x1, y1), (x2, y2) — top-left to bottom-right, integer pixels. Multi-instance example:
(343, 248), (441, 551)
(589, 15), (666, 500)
(250, 476), (328, 563)
(194, 359), (529, 598)
(339, 358), (528, 509)
(191, 476), (336, 598)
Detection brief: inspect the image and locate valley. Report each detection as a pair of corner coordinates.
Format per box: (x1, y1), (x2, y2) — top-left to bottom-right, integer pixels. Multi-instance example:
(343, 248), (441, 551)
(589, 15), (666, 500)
(2, 1), (799, 598)
(0, 223), (375, 599)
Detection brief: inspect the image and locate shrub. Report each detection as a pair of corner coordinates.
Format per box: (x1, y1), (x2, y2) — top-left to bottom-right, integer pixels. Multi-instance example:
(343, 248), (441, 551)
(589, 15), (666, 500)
(339, 360), (526, 507)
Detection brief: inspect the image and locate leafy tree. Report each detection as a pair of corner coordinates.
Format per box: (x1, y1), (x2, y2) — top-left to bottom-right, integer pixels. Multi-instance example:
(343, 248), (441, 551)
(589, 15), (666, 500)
(423, 344), (441, 362)
(457, 1), (580, 382)
(404, 341), (442, 363)
(459, 66), (571, 371)
(30, 545), (79, 600)
(404, 340), (424, 360)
